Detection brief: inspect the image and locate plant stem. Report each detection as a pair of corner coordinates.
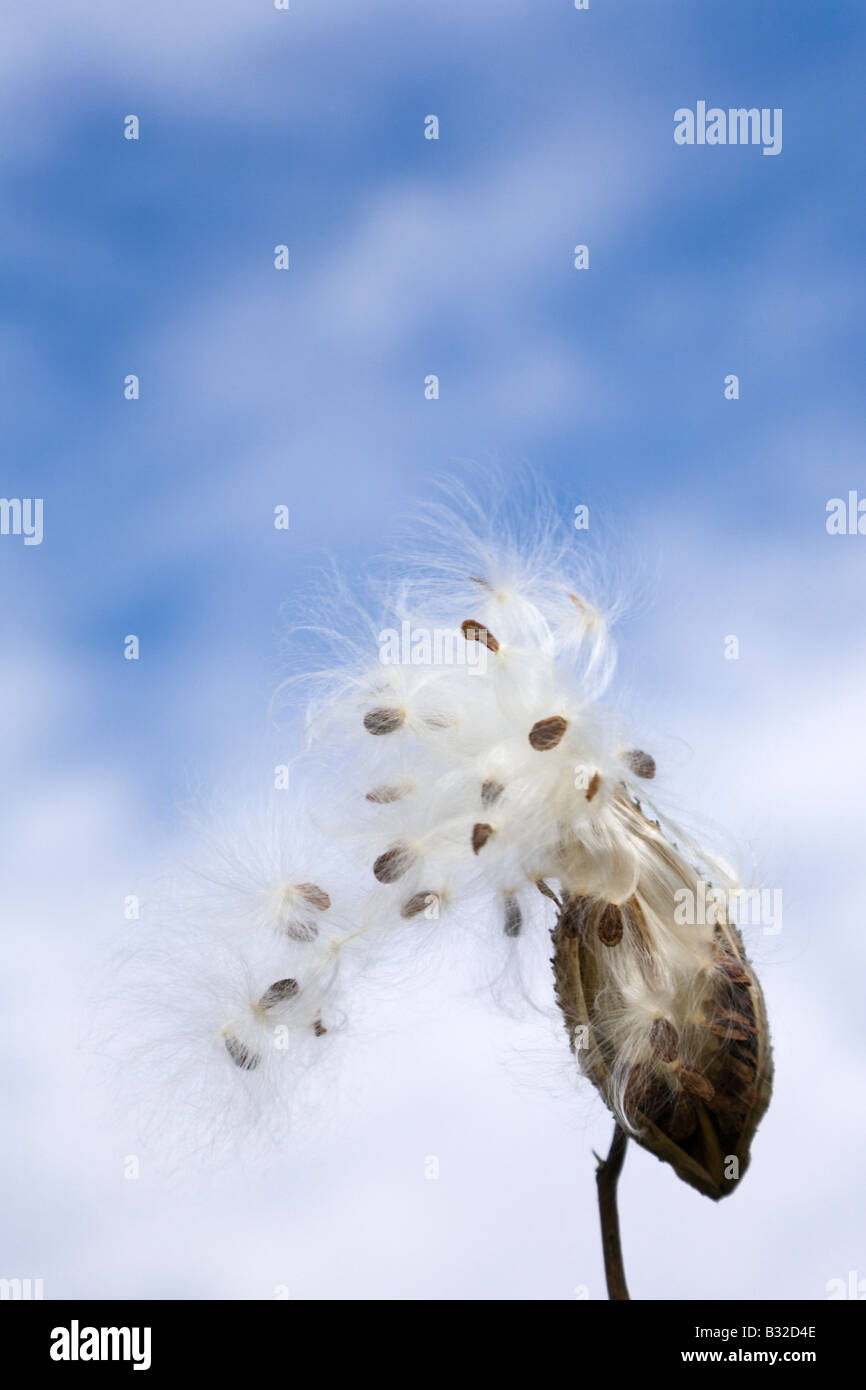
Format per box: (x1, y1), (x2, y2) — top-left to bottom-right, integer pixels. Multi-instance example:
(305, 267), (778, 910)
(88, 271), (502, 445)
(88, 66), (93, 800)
(595, 1121), (630, 1300)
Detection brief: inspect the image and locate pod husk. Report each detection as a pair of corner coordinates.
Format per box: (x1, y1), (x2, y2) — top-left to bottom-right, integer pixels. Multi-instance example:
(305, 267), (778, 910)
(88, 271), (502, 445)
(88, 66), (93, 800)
(553, 892), (773, 1201)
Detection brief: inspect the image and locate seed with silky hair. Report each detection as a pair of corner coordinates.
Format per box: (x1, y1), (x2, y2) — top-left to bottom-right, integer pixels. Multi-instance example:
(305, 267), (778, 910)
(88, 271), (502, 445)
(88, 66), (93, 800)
(472, 822), (494, 854)
(624, 749), (656, 779)
(258, 978), (300, 1010)
(649, 1017), (679, 1063)
(528, 715), (568, 750)
(366, 784), (405, 804)
(597, 903), (624, 947)
(503, 895), (522, 937)
(296, 883), (331, 911)
(363, 707), (404, 735)
(461, 618), (500, 653)
(373, 843), (415, 883)
(481, 778), (504, 806)
(678, 1068), (715, 1102)
(224, 1035), (260, 1071)
(401, 890), (438, 919)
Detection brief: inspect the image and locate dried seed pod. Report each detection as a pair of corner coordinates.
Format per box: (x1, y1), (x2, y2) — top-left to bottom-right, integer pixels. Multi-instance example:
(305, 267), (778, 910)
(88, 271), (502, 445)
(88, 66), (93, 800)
(624, 1064), (655, 1113)
(650, 1017), (679, 1063)
(708, 1094), (749, 1133)
(667, 1098), (698, 1142)
(528, 715), (568, 751)
(296, 883), (331, 911)
(257, 978), (300, 1010)
(373, 844), (414, 883)
(401, 890), (438, 920)
(503, 894), (522, 937)
(363, 706), (404, 735)
(461, 618), (500, 652)
(552, 828), (773, 1202)
(559, 894), (591, 938)
(365, 783), (406, 804)
(471, 822), (494, 854)
(585, 771), (602, 802)
(224, 1035), (260, 1071)
(597, 903), (624, 947)
(624, 749), (656, 779)
(481, 778), (504, 806)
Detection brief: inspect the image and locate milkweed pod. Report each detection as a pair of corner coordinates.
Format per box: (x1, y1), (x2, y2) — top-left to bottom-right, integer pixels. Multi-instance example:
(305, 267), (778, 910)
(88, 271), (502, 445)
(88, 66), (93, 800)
(552, 869), (772, 1200)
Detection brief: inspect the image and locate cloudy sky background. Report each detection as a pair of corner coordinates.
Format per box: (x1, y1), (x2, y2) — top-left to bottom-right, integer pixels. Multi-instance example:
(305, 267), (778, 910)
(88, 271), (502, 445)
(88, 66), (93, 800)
(2, 0), (865, 1299)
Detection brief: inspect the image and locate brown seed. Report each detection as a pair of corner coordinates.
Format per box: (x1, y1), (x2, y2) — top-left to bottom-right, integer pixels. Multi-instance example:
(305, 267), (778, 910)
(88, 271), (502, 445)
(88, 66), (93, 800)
(481, 778), (504, 807)
(363, 706), (404, 736)
(401, 890), (438, 920)
(468, 575), (494, 591)
(535, 878), (562, 907)
(585, 771), (601, 802)
(731, 1035), (759, 1063)
(285, 918), (318, 943)
(706, 1005), (756, 1040)
(296, 883), (331, 911)
(503, 894), (522, 937)
(559, 895), (591, 937)
(650, 1017), (680, 1063)
(471, 822), (494, 854)
(373, 844), (413, 883)
(624, 749), (656, 779)
(258, 978), (300, 1010)
(678, 1068), (715, 1103)
(597, 903), (624, 947)
(528, 715), (568, 751)
(461, 618), (500, 653)
(727, 1054), (757, 1085)
(365, 783), (405, 804)
(313, 1019), (327, 1037)
(224, 1035), (260, 1071)
(713, 946), (752, 987)
(422, 713), (453, 729)
(707, 1021), (752, 1042)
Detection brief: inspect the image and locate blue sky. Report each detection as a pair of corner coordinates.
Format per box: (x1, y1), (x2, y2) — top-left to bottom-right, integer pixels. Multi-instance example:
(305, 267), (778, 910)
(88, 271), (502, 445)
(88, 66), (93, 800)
(2, 1), (865, 1299)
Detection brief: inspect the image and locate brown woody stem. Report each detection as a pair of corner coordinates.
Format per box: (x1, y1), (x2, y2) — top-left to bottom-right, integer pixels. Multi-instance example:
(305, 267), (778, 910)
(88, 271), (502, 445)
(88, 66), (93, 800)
(596, 1121), (630, 1300)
